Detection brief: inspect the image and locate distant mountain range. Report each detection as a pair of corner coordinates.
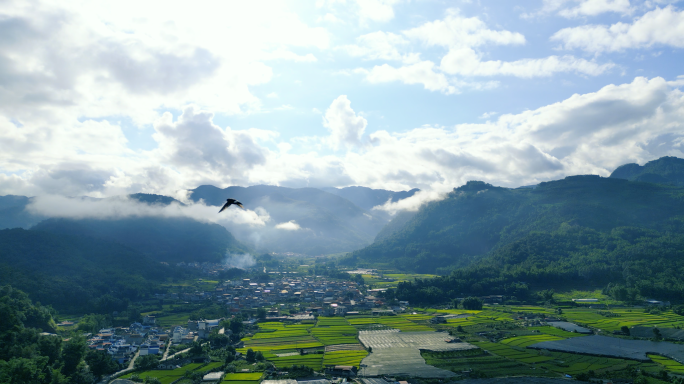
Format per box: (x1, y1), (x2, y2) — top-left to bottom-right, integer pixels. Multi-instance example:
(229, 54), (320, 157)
(0, 185), (419, 259)
(348, 156), (684, 307)
(189, 185), (418, 255)
(349, 174), (684, 273)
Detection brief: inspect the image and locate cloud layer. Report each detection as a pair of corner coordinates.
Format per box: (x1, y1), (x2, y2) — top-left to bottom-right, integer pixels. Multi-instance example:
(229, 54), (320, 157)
(1, 0), (683, 207)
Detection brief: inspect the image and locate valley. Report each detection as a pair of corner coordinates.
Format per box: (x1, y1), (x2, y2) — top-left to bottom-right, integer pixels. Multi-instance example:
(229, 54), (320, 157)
(3, 157), (684, 383)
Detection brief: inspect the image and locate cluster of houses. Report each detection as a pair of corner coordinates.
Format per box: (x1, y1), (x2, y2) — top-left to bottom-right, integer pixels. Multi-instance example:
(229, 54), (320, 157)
(86, 320), (168, 364)
(153, 277), (409, 317)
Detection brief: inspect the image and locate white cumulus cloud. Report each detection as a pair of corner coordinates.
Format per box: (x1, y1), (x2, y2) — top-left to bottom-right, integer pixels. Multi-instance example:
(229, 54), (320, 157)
(323, 95), (368, 149)
(552, 6), (684, 53)
(275, 220), (302, 230)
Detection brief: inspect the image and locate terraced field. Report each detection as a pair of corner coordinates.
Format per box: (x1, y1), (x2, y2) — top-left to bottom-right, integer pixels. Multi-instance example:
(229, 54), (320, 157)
(311, 317), (359, 345)
(422, 353), (549, 378)
(529, 326), (588, 338)
(241, 322), (323, 352)
(563, 309), (684, 332)
(222, 372), (264, 384)
(649, 354), (684, 374)
(322, 350), (368, 366)
(262, 352), (324, 370)
(474, 341), (554, 364)
(500, 335), (565, 348)
(119, 362), (206, 384)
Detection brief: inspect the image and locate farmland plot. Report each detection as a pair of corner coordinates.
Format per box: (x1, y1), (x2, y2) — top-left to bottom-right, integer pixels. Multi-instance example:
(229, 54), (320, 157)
(563, 309), (684, 332)
(263, 352), (324, 370)
(358, 330), (477, 377)
(323, 350), (368, 367)
(528, 335), (684, 363)
(242, 323), (323, 352)
(648, 354), (684, 374)
(311, 317), (359, 345)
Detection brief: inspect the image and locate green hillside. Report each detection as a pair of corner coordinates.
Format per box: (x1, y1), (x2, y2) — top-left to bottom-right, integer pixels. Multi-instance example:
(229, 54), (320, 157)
(610, 156), (684, 186)
(32, 216), (249, 263)
(0, 228), (174, 312)
(349, 175), (684, 273)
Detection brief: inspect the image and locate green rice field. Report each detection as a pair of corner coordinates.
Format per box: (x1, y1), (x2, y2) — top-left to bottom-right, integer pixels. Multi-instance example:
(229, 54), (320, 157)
(263, 352), (324, 370)
(322, 350), (368, 367)
(120, 362), (205, 384)
(562, 308), (684, 332)
(648, 354), (684, 374)
(222, 372), (264, 381)
(500, 334), (564, 348)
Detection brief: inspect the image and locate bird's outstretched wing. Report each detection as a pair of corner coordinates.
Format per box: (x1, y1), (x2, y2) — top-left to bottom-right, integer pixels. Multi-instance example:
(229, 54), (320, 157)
(218, 199), (244, 213)
(218, 201), (231, 213)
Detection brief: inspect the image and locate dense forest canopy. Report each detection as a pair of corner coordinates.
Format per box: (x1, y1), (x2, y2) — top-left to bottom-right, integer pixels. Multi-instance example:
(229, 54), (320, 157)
(0, 228), (178, 312)
(350, 175), (684, 274)
(0, 285), (116, 383)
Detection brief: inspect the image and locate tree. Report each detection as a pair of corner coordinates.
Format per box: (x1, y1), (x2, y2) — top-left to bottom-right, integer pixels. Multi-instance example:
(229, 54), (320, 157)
(209, 332), (230, 349)
(256, 308), (266, 321)
(462, 297), (483, 310)
(255, 351), (264, 361)
(144, 377), (162, 384)
(229, 316), (244, 335)
(538, 289), (555, 303)
(85, 349), (119, 377)
(189, 341), (204, 356)
(653, 327), (663, 341)
(621, 325), (630, 335)
(68, 365), (95, 384)
(246, 348), (256, 363)
(61, 336), (88, 376)
(134, 354), (160, 371)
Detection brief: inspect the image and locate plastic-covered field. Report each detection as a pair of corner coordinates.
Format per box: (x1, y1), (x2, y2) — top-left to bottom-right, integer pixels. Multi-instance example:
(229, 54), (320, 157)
(347, 316), (433, 332)
(547, 321), (592, 334)
(528, 335), (684, 362)
(357, 330), (477, 377)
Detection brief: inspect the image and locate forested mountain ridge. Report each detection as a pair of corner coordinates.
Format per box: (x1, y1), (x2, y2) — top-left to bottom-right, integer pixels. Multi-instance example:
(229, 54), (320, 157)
(0, 193), (250, 263)
(32, 216), (249, 263)
(349, 175), (684, 273)
(610, 156), (684, 186)
(0, 228), (174, 312)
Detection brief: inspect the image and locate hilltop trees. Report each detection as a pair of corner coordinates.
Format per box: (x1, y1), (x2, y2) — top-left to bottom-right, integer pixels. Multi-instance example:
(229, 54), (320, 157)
(0, 285), (100, 383)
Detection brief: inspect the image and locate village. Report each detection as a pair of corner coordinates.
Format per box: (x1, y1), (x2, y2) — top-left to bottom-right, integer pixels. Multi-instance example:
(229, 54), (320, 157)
(83, 275), (409, 372)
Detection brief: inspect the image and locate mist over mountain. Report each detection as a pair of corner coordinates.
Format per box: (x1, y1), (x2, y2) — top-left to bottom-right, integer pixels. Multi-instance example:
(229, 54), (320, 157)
(320, 186), (419, 219)
(189, 184), (394, 255)
(349, 163), (684, 273)
(0, 196), (45, 229)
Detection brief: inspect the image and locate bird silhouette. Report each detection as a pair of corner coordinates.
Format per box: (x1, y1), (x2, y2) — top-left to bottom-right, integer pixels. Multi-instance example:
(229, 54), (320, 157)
(218, 198), (244, 213)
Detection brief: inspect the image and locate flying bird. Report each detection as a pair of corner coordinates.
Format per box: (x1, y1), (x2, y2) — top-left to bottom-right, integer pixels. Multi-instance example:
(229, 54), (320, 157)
(219, 198), (244, 213)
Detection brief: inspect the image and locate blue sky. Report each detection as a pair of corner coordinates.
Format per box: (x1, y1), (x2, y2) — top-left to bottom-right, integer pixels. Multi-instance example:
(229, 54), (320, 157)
(1, 0), (683, 208)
